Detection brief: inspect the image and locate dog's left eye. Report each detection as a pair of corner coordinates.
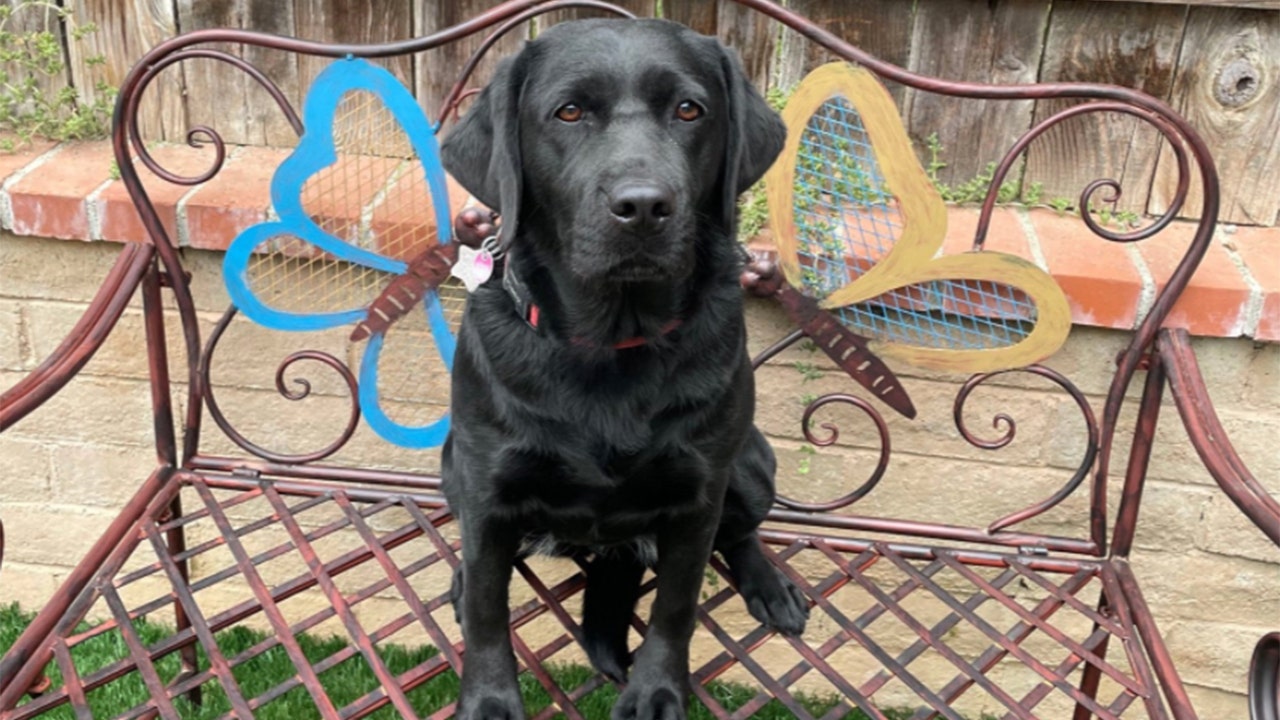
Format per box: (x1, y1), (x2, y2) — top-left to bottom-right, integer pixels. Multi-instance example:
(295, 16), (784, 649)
(674, 100), (704, 122)
(555, 103), (585, 123)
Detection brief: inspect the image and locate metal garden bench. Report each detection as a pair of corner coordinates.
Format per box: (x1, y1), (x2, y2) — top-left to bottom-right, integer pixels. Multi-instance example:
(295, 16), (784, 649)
(1, 1), (1277, 718)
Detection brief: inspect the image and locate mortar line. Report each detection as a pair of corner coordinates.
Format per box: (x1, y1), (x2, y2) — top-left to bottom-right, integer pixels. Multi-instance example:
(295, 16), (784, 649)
(1015, 208), (1051, 272)
(1, 144), (69, 231)
(1218, 227), (1264, 338)
(85, 176), (117, 241)
(1123, 243), (1157, 330)
(174, 145), (248, 248)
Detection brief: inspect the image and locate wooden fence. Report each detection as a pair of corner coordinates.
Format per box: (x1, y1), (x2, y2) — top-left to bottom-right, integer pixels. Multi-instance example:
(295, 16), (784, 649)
(3, 0), (1278, 226)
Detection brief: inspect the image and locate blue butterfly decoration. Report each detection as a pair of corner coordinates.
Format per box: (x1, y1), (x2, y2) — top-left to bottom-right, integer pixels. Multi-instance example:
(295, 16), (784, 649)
(223, 58), (457, 448)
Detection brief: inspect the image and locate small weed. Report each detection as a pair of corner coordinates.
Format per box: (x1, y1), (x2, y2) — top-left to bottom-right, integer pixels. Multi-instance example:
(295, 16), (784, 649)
(919, 134), (1147, 230)
(794, 360), (822, 383)
(1023, 181), (1043, 206)
(1048, 196), (1073, 215)
(0, 2), (116, 148)
(765, 85), (790, 113)
(701, 565), (723, 600)
(797, 443), (816, 475)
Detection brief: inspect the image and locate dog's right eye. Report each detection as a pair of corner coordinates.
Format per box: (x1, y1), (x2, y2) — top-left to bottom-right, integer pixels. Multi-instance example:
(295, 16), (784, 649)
(555, 103), (584, 123)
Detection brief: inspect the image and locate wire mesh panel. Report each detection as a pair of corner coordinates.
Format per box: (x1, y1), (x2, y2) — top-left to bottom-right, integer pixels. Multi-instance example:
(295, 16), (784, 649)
(791, 98), (1037, 352)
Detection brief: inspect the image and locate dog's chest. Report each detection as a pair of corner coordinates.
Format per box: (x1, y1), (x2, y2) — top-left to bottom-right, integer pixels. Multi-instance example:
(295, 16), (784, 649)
(495, 442), (711, 546)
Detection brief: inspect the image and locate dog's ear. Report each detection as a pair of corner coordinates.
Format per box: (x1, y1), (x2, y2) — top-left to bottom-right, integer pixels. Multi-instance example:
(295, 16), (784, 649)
(442, 53), (526, 249)
(718, 45), (785, 226)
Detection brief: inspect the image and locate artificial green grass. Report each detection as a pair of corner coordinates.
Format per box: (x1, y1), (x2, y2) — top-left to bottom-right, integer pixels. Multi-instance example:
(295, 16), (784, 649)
(1, 603), (925, 719)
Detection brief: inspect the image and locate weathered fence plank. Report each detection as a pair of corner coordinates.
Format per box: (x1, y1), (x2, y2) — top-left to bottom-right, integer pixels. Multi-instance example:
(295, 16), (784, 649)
(415, 0), (530, 129)
(1150, 5), (1280, 226)
(1024, 1), (1187, 214)
(532, 0), (657, 28)
(663, 1), (718, 35)
(715, 0), (775, 91)
(659, 1), (774, 90)
(773, 0), (914, 103)
(903, 0), (1051, 189)
(67, 0), (184, 143)
(176, 0), (302, 147)
(294, 0), (414, 96)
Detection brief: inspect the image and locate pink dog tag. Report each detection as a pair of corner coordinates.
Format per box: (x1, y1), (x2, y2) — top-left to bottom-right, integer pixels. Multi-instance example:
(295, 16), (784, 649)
(450, 244), (495, 292)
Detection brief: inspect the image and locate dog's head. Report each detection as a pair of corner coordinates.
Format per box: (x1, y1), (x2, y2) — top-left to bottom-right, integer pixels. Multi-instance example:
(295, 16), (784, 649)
(442, 18), (784, 286)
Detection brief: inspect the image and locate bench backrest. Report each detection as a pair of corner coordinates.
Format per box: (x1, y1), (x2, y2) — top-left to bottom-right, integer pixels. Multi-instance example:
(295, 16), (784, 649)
(103, 0), (1223, 561)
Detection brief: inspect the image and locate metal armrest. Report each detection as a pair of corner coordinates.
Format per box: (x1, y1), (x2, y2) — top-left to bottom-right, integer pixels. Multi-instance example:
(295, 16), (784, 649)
(0, 243), (153, 431)
(1159, 328), (1280, 547)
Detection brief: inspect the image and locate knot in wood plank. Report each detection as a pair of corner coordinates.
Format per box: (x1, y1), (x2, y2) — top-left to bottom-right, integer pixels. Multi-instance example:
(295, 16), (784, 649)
(1215, 57), (1261, 108)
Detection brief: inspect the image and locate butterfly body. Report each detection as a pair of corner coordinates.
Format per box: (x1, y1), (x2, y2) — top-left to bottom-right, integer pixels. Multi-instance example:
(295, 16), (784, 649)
(350, 244), (458, 342)
(775, 282), (917, 418)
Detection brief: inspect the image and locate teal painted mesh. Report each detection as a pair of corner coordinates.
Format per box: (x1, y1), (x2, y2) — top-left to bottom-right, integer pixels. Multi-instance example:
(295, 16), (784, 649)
(792, 97), (1037, 350)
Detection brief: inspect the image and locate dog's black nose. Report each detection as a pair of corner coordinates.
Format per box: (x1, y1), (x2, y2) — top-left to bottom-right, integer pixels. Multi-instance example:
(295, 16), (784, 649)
(607, 183), (674, 234)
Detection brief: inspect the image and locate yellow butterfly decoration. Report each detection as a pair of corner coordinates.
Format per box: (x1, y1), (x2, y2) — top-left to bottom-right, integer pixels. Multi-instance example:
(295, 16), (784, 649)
(761, 62), (1072, 416)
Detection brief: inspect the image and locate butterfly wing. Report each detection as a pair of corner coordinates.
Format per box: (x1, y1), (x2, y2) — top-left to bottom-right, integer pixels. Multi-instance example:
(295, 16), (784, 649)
(360, 278), (463, 448)
(222, 57), (460, 447)
(767, 63), (1071, 375)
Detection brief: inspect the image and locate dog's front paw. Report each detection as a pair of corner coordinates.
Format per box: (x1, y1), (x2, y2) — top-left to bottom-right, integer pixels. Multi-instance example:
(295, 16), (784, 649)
(457, 683), (525, 720)
(741, 567), (810, 637)
(611, 682), (685, 720)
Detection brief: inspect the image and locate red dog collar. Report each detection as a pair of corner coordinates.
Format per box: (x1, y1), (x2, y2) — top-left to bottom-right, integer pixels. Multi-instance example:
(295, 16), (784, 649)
(502, 259), (681, 350)
(523, 303), (682, 349)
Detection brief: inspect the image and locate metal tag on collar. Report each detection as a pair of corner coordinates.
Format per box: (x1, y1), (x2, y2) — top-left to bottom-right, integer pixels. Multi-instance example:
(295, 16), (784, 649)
(448, 234), (502, 294)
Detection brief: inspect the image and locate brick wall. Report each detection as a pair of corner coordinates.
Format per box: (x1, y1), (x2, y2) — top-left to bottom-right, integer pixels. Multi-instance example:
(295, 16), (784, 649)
(2, 230), (1277, 716)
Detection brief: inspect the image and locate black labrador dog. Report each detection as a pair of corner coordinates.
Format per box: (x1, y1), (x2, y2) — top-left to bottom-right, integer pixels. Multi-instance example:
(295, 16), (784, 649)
(440, 18), (808, 720)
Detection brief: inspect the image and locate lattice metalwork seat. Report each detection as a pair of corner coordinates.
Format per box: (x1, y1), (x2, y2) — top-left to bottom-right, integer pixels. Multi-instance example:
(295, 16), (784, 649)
(0, 470), (1193, 719)
(1, 2), (1276, 719)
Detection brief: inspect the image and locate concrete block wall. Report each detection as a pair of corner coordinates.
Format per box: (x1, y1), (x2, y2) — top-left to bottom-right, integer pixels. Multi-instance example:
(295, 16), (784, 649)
(1, 231), (1277, 716)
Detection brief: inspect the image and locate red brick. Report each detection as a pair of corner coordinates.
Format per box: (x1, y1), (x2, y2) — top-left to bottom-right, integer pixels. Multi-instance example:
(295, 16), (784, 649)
(1029, 208), (1143, 330)
(0, 136), (58, 185)
(300, 155), (401, 244)
(1137, 221), (1252, 337)
(183, 146), (291, 251)
(96, 144), (225, 244)
(7, 142), (115, 240)
(932, 207), (1036, 319)
(369, 170), (469, 261)
(1231, 225), (1280, 341)
(942, 207), (1032, 259)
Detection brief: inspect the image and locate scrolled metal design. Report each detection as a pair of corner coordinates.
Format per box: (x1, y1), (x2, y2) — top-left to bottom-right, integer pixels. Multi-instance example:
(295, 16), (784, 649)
(953, 365), (1099, 534)
(201, 307), (361, 465)
(127, 48), (304, 187)
(973, 101), (1189, 250)
(774, 393), (891, 513)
